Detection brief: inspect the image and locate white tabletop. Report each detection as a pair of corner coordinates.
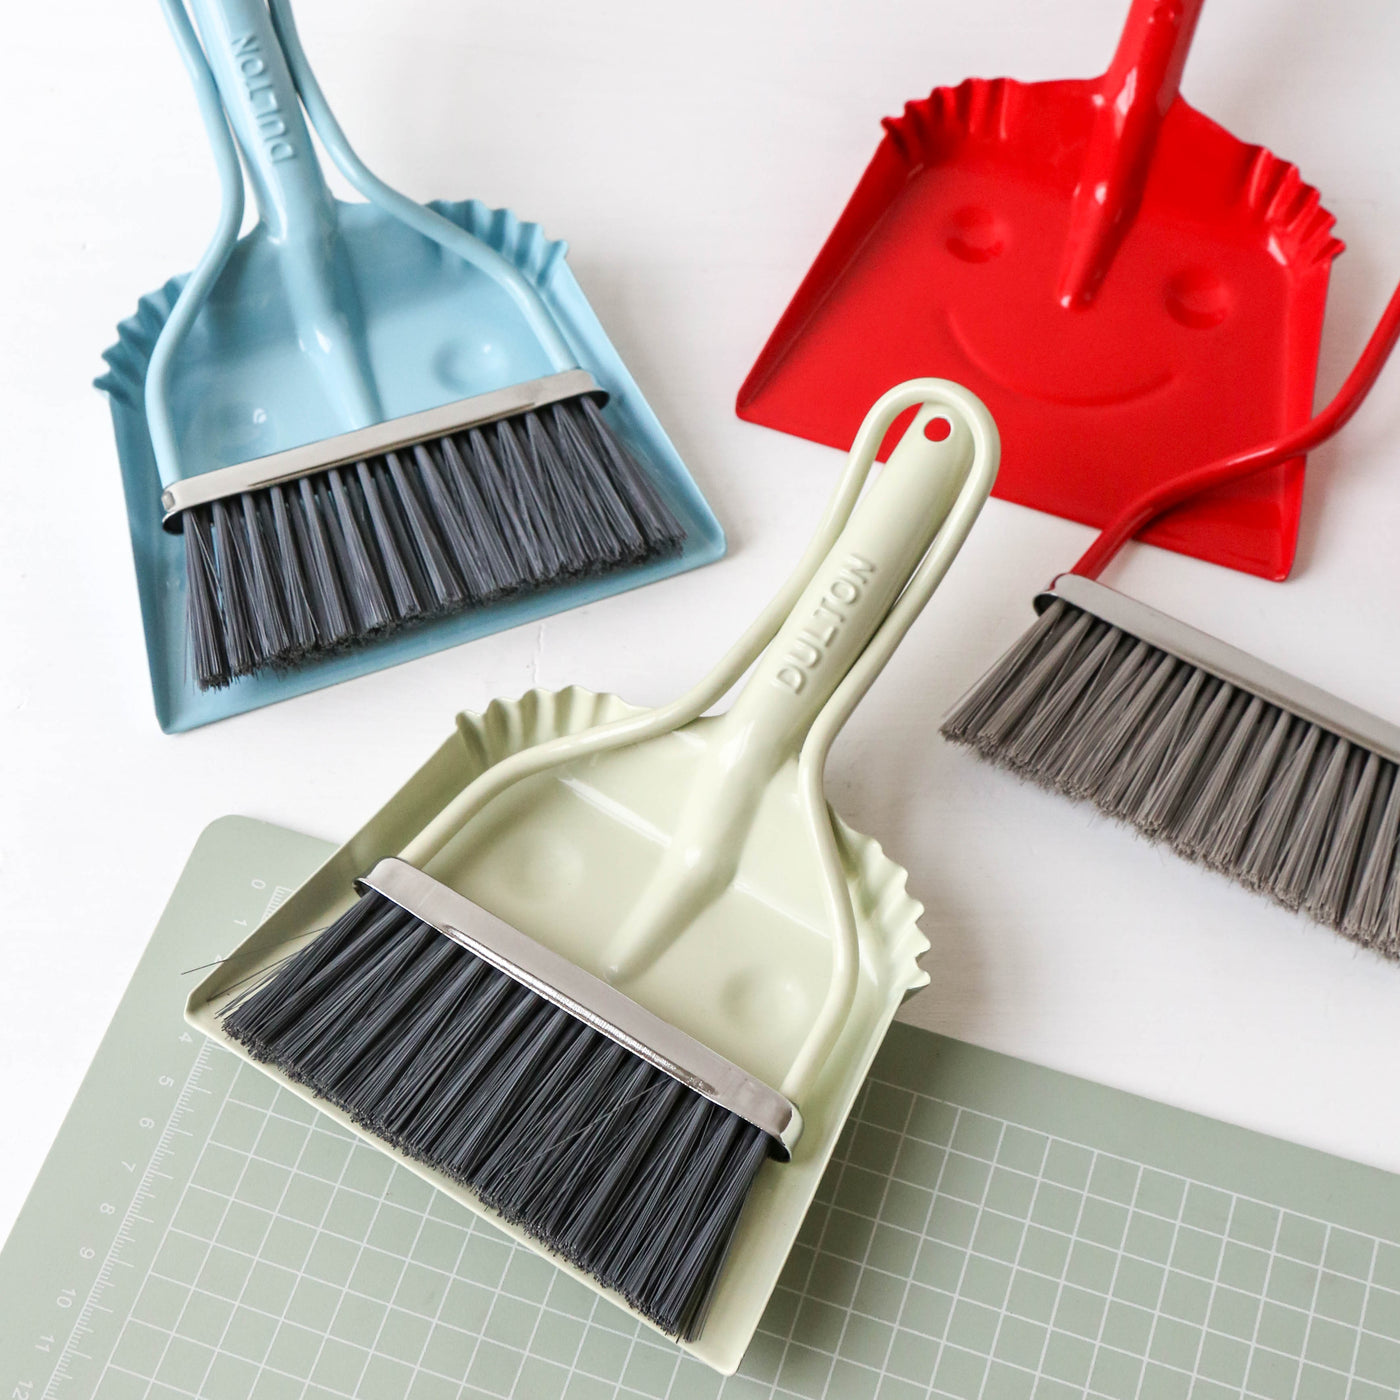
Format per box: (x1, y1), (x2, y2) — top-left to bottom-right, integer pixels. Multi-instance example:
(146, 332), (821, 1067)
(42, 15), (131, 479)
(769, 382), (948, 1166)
(4, 0), (1400, 1244)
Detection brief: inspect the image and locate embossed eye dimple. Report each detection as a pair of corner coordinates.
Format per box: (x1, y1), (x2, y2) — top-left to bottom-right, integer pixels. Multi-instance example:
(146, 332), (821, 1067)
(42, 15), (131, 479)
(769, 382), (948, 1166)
(432, 337), (510, 392)
(721, 967), (808, 1035)
(501, 829), (585, 898)
(946, 206), (1007, 263)
(1166, 267), (1232, 329)
(203, 400), (269, 456)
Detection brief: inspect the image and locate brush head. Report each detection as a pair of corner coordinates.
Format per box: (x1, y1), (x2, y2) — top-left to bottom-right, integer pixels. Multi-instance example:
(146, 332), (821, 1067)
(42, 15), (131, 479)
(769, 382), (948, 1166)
(221, 887), (775, 1340)
(942, 579), (1400, 957)
(183, 394), (685, 690)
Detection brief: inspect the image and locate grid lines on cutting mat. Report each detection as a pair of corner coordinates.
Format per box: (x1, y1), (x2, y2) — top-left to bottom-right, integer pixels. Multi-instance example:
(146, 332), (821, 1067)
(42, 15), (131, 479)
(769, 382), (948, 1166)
(749, 1077), (1400, 1400)
(78, 1048), (1400, 1400)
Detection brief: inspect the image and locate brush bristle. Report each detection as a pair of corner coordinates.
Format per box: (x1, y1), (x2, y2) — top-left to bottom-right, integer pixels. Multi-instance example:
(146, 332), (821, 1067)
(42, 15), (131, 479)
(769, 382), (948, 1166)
(184, 397), (686, 690)
(942, 600), (1400, 957)
(221, 891), (771, 1340)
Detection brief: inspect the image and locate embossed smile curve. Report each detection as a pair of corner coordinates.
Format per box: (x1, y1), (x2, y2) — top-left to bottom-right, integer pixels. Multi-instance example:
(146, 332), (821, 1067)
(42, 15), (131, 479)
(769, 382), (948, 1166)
(947, 313), (1175, 408)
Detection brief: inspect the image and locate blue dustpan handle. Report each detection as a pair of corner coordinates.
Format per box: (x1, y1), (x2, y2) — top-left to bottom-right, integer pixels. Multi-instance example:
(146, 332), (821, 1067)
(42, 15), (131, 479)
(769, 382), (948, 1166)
(183, 0), (334, 242)
(148, 0), (383, 489)
(146, 0), (246, 489)
(267, 0), (577, 372)
(185, 0), (382, 428)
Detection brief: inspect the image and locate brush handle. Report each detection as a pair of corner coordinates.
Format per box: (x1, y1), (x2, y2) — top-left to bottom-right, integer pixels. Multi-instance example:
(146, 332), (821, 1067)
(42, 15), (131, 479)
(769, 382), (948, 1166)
(1056, 0), (1205, 309)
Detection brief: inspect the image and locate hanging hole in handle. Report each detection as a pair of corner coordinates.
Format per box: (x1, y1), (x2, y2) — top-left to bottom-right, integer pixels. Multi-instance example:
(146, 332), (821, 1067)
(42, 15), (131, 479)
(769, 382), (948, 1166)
(924, 416), (953, 442)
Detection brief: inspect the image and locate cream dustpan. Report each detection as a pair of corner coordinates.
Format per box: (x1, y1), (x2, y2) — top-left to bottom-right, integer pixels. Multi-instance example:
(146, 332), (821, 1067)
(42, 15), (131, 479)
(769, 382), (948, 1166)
(187, 379), (999, 1371)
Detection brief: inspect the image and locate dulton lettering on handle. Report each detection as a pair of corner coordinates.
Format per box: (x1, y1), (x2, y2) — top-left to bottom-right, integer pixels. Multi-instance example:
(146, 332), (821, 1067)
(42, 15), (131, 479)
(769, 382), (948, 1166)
(229, 32), (295, 163)
(773, 555), (877, 694)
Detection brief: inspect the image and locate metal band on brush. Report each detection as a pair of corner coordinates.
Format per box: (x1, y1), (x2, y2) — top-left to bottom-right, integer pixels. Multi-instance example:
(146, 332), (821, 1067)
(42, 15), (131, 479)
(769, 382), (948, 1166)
(160, 368), (603, 527)
(1040, 575), (1400, 764)
(357, 857), (803, 1155)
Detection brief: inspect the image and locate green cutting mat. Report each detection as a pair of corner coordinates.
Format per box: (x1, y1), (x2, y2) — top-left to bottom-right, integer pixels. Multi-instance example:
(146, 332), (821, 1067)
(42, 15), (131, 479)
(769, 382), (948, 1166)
(4, 818), (1400, 1400)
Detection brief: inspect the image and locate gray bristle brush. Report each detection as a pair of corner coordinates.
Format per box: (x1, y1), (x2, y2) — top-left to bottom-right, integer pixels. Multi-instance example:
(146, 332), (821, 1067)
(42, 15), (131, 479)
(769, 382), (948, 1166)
(187, 381), (1000, 1366)
(943, 280), (1400, 955)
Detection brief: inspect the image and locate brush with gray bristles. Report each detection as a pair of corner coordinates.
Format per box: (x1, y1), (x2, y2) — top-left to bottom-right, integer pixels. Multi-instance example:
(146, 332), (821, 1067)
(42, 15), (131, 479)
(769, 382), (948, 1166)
(943, 280), (1400, 955)
(220, 877), (770, 1339)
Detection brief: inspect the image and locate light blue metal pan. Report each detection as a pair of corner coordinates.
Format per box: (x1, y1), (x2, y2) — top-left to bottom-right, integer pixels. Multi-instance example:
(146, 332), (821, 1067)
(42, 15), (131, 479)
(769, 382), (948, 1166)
(96, 0), (723, 732)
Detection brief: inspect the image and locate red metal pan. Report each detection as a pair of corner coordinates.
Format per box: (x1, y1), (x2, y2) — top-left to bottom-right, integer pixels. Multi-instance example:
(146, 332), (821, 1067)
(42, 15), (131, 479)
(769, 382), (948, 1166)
(737, 0), (1343, 580)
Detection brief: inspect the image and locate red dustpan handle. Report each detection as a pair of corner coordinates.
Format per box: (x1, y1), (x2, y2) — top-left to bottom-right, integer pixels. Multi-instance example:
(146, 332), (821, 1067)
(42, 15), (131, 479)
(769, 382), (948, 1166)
(1071, 277), (1400, 581)
(1057, 0), (1206, 309)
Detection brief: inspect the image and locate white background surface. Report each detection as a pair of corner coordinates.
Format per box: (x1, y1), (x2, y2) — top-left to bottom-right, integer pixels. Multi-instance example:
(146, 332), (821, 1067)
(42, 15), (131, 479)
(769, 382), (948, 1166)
(4, 0), (1400, 1245)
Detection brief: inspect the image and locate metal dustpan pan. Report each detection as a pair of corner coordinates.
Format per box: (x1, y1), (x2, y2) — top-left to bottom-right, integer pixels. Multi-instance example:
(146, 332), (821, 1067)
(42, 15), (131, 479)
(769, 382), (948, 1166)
(739, 0), (1343, 580)
(187, 380), (1000, 1370)
(96, 0), (723, 733)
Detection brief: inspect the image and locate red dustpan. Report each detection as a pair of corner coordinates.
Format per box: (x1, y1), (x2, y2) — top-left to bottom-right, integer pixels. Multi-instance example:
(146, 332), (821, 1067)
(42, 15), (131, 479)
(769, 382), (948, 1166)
(738, 0), (1343, 580)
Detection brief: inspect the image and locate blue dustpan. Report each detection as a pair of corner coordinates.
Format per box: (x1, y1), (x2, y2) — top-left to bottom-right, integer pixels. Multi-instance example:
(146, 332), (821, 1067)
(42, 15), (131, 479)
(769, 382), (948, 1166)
(96, 0), (723, 733)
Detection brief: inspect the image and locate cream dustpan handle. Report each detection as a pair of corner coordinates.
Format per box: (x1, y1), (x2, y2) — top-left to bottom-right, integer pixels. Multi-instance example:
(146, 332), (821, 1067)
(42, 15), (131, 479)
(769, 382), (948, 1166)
(786, 382), (1000, 1100)
(704, 381), (1000, 766)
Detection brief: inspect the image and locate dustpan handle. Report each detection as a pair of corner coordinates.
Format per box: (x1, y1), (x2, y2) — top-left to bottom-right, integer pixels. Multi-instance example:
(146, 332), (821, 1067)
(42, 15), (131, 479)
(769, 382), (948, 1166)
(185, 0), (338, 243)
(267, 0), (578, 372)
(1103, 0), (1204, 118)
(780, 388), (1001, 1100)
(710, 389), (999, 766)
(169, 0), (385, 436)
(1070, 275), (1400, 581)
(1057, 0), (1205, 308)
(145, 0), (247, 488)
(598, 385), (998, 989)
